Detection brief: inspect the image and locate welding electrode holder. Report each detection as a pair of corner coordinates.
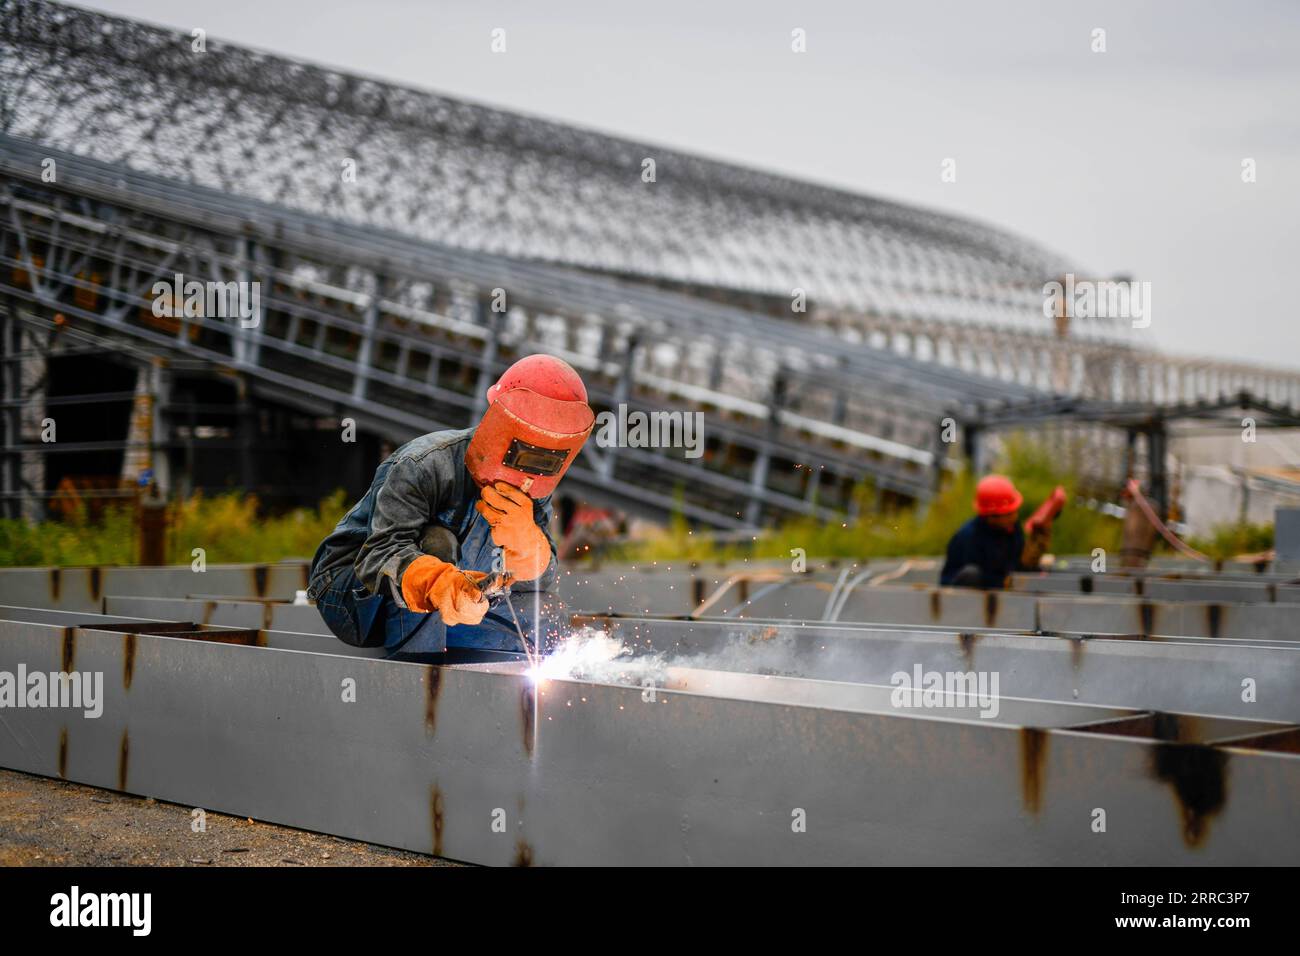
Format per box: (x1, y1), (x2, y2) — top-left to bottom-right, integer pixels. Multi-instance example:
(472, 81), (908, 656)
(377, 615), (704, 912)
(465, 569), (514, 601)
(420, 523), (516, 603)
(420, 521), (529, 652)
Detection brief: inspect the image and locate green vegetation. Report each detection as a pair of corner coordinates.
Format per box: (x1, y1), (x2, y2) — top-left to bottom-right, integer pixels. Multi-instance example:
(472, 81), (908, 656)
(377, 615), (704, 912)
(0, 490), (348, 567)
(615, 436), (1125, 563)
(0, 437), (1277, 569)
(1186, 522), (1273, 561)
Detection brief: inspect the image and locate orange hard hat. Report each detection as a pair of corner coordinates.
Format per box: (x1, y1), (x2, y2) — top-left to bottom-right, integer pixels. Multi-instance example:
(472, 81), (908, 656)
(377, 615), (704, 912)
(465, 355), (595, 499)
(974, 474), (1023, 516)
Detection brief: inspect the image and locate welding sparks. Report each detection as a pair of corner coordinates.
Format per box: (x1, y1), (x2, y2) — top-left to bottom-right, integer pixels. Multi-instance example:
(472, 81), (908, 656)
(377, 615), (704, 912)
(529, 628), (668, 688)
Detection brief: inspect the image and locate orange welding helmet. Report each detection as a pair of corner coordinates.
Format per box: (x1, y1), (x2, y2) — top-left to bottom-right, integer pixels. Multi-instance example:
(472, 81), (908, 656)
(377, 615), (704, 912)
(974, 474), (1023, 516)
(465, 355), (595, 499)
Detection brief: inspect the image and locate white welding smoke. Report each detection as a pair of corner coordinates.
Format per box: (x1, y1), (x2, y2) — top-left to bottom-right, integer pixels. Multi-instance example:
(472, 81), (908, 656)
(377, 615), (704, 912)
(534, 625), (808, 688)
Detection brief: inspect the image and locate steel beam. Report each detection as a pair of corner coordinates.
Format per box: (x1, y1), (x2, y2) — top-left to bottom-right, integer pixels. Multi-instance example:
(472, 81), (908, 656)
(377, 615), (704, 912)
(90, 595), (1300, 721)
(1, 619), (1298, 864)
(579, 615), (1300, 722)
(1010, 572), (1300, 604)
(0, 562), (311, 613)
(819, 582), (1300, 642)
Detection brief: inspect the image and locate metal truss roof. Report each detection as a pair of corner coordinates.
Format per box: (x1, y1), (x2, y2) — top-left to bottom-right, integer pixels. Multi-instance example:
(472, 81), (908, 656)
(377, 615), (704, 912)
(0, 0), (1120, 341)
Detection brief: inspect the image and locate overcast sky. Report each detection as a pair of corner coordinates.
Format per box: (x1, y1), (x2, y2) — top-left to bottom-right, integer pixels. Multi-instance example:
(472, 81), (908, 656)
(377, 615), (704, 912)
(82, 0), (1300, 370)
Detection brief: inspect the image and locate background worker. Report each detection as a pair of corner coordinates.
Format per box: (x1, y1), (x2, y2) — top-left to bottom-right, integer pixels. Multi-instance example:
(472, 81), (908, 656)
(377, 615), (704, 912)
(940, 475), (1060, 589)
(307, 354), (594, 656)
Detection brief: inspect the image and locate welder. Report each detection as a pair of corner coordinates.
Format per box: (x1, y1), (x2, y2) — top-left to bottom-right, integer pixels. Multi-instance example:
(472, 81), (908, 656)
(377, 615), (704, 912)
(307, 354), (594, 656)
(939, 475), (1060, 589)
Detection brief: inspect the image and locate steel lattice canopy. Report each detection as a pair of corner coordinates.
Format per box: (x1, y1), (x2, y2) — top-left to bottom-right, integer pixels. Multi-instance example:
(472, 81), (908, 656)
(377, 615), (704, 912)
(0, 0), (1106, 339)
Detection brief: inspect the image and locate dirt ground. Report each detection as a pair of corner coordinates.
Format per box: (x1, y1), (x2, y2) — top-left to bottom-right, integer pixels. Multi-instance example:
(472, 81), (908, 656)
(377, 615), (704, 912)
(0, 767), (461, 866)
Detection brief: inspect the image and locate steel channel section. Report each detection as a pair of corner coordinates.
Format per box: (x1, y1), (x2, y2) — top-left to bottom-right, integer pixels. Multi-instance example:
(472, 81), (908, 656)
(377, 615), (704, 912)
(1034, 596), (1300, 642)
(822, 584), (1300, 642)
(581, 616), (1300, 723)
(1011, 573), (1300, 604)
(1, 621), (1298, 864)
(7, 560), (1293, 615)
(651, 575), (1300, 642)
(561, 570), (1300, 633)
(705, 614), (1300, 652)
(43, 593), (1299, 723)
(458, 660), (1142, 729)
(0, 603), (382, 658)
(0, 563), (311, 613)
(102, 596), (333, 638)
(4, 559), (1291, 646)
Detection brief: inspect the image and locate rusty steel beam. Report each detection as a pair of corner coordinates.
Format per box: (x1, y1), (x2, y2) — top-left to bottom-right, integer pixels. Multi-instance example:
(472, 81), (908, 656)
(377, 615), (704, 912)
(1, 617), (1299, 864)
(577, 614), (1300, 723)
(1009, 572), (1300, 604)
(0, 563), (312, 613)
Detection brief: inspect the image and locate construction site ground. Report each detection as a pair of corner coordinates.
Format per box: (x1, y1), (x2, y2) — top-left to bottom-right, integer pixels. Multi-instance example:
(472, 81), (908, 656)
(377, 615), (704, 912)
(0, 768), (460, 867)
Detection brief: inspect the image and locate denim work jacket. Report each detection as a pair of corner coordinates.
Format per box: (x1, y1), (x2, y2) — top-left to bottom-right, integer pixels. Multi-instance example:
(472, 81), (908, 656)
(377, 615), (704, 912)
(308, 428), (558, 650)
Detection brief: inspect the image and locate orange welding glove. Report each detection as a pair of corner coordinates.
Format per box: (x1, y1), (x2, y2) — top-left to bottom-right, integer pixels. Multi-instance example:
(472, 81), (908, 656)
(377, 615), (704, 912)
(475, 481), (552, 581)
(400, 555), (490, 626)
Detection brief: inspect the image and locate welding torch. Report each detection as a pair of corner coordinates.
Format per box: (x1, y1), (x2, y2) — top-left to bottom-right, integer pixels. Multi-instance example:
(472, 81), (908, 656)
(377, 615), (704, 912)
(462, 568), (533, 656)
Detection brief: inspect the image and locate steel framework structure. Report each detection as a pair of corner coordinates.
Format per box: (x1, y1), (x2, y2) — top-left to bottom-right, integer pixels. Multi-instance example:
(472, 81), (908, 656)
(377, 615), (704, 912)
(2, 0), (1297, 526)
(0, 136), (1042, 524)
(2, 607), (1298, 864)
(0, 0), (1077, 331)
(1, 558), (1298, 864)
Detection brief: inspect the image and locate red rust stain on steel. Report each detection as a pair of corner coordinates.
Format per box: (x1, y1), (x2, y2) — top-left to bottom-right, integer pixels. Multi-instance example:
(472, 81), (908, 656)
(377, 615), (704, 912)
(61, 627), (76, 673)
(1019, 728), (1048, 815)
(513, 840), (534, 867)
(123, 633), (136, 690)
(50, 567), (61, 603)
(1205, 604), (1222, 639)
(88, 566), (102, 603)
(520, 684), (536, 758)
(58, 728), (68, 779)
(983, 591), (999, 628)
(117, 730), (130, 792)
(957, 632), (978, 665)
(1139, 602), (1156, 638)
(425, 665), (443, 736)
(929, 590), (942, 621)
(1153, 743), (1228, 848)
(430, 787), (445, 857)
(252, 565), (269, 598)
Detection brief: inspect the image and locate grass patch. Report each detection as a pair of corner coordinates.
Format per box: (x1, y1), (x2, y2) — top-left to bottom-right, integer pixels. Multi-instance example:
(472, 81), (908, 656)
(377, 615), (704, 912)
(0, 490), (348, 567)
(1186, 522), (1274, 561)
